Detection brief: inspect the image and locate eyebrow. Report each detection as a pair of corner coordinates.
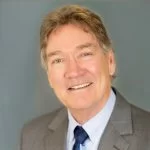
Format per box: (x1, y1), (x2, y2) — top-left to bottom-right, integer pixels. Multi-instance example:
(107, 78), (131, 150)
(76, 42), (96, 50)
(47, 42), (96, 58)
(47, 50), (62, 58)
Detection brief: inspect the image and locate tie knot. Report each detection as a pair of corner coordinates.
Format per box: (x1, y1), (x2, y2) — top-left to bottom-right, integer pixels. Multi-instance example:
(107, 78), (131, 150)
(74, 126), (89, 145)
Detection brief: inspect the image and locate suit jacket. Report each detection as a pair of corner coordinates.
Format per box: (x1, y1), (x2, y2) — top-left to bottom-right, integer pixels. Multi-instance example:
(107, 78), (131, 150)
(21, 89), (150, 150)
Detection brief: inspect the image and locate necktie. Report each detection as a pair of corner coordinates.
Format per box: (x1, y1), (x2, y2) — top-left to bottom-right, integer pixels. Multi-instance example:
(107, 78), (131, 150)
(73, 126), (89, 150)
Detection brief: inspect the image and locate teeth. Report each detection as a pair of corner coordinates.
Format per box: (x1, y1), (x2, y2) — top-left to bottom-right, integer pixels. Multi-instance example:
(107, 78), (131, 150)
(69, 83), (91, 90)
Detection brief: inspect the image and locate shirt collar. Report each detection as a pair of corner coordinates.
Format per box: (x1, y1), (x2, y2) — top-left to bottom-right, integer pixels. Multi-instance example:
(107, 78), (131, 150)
(67, 109), (80, 142)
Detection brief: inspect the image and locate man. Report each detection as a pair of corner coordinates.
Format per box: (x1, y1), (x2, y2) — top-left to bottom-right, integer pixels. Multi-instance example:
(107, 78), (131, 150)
(21, 5), (150, 150)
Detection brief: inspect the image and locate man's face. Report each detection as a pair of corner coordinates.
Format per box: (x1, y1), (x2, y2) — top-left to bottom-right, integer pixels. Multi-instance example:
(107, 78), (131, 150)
(46, 24), (116, 113)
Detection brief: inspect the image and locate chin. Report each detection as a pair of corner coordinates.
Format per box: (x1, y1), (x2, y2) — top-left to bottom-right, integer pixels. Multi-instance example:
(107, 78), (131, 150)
(67, 100), (94, 110)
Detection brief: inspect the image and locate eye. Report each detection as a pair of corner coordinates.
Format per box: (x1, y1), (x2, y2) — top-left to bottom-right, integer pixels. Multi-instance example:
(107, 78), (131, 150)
(51, 58), (64, 64)
(80, 52), (93, 57)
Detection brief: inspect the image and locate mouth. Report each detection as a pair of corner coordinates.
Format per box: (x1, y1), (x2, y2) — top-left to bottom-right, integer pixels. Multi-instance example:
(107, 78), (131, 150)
(68, 82), (93, 91)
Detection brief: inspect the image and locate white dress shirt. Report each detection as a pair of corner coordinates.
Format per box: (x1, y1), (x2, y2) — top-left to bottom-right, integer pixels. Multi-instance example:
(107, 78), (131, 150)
(66, 89), (116, 150)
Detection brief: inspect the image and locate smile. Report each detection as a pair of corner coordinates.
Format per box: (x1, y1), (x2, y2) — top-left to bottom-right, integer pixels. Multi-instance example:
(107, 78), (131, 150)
(68, 82), (93, 91)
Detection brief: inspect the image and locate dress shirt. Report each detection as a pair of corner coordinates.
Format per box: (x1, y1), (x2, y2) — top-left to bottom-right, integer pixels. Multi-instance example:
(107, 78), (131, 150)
(66, 89), (116, 150)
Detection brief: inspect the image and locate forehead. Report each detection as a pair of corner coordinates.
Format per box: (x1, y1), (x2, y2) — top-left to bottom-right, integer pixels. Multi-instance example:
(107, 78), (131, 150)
(46, 24), (98, 53)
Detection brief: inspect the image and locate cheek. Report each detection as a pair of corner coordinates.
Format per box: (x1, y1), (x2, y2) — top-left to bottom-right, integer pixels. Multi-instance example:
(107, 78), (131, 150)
(85, 58), (110, 84)
(85, 60), (102, 77)
(47, 68), (65, 88)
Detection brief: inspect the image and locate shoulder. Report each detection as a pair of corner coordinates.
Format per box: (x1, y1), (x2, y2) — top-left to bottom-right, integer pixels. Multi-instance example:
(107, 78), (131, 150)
(114, 87), (150, 130)
(22, 107), (65, 134)
(131, 104), (150, 129)
(20, 107), (66, 150)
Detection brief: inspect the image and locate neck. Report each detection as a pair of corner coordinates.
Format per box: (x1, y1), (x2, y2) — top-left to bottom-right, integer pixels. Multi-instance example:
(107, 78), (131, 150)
(69, 89), (111, 125)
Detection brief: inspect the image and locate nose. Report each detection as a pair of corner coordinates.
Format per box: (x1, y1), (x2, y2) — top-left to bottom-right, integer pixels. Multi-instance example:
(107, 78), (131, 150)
(64, 58), (85, 79)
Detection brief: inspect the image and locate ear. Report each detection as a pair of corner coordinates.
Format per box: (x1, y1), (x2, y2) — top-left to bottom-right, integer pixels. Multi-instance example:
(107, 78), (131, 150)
(108, 50), (116, 77)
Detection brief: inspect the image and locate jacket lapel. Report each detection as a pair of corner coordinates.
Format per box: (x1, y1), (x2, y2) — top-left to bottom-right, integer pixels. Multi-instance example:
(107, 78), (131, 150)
(98, 121), (129, 150)
(98, 89), (133, 150)
(44, 108), (68, 150)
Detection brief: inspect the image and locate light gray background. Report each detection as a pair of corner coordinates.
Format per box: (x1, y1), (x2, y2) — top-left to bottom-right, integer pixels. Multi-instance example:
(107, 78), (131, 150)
(0, 1), (150, 150)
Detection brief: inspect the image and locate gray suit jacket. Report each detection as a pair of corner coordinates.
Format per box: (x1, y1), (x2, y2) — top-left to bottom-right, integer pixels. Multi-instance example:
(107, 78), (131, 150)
(21, 89), (150, 150)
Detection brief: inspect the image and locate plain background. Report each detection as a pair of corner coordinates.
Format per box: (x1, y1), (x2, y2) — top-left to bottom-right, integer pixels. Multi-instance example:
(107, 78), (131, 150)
(0, 1), (150, 150)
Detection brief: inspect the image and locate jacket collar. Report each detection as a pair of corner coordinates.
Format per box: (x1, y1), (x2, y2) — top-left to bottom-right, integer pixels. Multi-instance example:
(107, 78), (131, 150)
(44, 108), (68, 150)
(111, 88), (132, 135)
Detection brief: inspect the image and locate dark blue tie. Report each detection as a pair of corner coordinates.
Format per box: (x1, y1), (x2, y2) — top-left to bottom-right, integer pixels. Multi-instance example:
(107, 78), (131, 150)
(73, 126), (89, 150)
